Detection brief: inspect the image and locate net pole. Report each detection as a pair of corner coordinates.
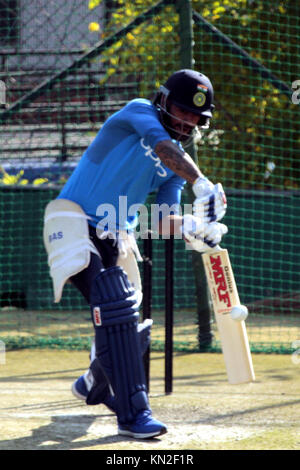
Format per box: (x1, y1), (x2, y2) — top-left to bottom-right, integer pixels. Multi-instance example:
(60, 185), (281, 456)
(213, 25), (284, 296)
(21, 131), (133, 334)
(177, 0), (214, 351)
(165, 236), (174, 395)
(142, 232), (153, 391)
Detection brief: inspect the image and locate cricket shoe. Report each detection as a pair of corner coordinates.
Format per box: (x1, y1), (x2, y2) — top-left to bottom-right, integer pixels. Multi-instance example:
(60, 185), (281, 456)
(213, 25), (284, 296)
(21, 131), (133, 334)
(71, 374), (90, 400)
(71, 374), (116, 412)
(118, 410), (167, 439)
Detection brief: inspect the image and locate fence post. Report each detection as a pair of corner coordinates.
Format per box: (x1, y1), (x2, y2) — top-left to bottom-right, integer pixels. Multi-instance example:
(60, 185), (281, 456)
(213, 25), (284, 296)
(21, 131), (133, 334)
(0, 340), (5, 365)
(0, 80), (6, 108)
(165, 237), (174, 394)
(142, 232), (152, 391)
(177, 0), (214, 351)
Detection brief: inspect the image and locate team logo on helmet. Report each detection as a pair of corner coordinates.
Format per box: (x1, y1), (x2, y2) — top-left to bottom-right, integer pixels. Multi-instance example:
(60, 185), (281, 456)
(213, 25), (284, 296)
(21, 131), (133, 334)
(193, 91), (206, 107)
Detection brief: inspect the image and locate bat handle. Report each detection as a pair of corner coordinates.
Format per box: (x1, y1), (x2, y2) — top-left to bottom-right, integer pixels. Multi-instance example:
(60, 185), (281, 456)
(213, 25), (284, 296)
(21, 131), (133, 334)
(203, 244), (222, 253)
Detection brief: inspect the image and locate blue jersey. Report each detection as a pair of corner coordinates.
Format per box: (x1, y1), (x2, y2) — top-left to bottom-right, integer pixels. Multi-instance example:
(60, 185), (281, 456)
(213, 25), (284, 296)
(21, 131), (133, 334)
(58, 98), (186, 231)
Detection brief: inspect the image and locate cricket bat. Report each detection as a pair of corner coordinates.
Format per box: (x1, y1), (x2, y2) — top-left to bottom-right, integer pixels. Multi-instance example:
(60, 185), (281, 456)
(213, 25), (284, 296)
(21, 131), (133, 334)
(201, 246), (255, 384)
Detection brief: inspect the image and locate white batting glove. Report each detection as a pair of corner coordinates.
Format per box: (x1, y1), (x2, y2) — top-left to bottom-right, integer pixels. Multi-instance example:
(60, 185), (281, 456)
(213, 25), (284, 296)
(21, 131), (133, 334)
(181, 214), (205, 252)
(203, 221), (228, 247)
(182, 214), (204, 242)
(193, 182), (227, 223)
(182, 215), (228, 252)
(192, 176), (214, 198)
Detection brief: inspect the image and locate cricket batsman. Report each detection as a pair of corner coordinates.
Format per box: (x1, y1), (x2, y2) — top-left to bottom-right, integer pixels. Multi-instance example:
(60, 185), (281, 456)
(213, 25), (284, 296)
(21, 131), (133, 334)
(43, 69), (228, 439)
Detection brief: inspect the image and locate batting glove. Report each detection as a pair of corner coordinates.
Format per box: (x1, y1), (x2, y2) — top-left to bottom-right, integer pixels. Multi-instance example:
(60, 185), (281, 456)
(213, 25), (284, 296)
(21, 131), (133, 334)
(193, 182), (227, 223)
(203, 221), (228, 247)
(192, 176), (214, 198)
(182, 215), (228, 252)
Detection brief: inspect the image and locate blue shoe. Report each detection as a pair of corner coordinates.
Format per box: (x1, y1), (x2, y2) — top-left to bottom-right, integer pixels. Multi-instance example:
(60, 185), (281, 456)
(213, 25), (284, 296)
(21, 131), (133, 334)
(72, 374), (116, 412)
(71, 375), (88, 400)
(118, 410), (167, 439)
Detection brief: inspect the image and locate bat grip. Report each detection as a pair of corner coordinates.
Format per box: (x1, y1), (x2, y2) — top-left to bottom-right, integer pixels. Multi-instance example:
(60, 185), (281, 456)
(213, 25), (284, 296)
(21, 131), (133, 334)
(203, 244), (222, 253)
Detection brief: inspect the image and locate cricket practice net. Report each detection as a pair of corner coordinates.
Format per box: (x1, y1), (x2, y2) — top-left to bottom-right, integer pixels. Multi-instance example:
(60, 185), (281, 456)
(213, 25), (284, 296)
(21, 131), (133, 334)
(0, 0), (299, 354)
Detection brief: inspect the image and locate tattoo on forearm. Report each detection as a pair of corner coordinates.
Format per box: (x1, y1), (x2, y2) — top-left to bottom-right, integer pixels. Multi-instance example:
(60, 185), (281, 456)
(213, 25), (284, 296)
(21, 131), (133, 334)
(155, 140), (201, 183)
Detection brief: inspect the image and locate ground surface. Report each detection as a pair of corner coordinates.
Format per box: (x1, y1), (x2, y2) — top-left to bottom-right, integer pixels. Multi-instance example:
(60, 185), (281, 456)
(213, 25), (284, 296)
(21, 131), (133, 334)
(0, 350), (299, 451)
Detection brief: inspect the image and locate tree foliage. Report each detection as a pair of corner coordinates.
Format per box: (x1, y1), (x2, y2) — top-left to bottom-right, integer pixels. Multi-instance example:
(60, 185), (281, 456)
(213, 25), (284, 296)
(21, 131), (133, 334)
(87, 0), (299, 190)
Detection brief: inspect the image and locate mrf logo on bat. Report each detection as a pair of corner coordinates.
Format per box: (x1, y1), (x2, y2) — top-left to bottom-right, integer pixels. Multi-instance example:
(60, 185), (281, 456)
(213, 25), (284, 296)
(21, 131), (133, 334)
(208, 253), (233, 313)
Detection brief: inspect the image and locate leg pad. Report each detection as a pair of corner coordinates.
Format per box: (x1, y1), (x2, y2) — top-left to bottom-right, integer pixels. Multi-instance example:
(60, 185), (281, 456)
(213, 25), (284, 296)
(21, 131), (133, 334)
(90, 266), (149, 423)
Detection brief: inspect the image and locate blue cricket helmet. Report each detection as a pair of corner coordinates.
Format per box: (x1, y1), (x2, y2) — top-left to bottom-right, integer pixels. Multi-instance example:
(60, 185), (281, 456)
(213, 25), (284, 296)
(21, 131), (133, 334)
(154, 69), (215, 144)
(160, 69), (214, 118)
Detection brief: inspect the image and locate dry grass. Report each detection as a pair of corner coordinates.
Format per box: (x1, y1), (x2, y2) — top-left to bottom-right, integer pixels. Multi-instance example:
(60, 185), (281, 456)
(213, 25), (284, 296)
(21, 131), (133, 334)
(0, 307), (299, 354)
(0, 349), (299, 450)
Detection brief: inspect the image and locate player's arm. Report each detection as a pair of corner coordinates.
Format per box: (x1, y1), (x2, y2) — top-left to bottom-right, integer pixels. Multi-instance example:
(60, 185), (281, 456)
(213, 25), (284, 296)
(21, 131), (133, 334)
(155, 139), (227, 225)
(155, 139), (203, 184)
(124, 101), (226, 223)
(124, 101), (221, 209)
(155, 175), (227, 249)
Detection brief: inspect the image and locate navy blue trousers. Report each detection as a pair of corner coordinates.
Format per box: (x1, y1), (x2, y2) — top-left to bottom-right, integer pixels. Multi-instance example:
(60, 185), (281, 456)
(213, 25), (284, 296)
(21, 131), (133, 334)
(70, 225), (119, 303)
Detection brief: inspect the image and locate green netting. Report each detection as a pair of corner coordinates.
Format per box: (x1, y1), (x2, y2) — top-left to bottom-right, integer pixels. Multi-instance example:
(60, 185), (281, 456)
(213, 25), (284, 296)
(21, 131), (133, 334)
(0, 0), (299, 354)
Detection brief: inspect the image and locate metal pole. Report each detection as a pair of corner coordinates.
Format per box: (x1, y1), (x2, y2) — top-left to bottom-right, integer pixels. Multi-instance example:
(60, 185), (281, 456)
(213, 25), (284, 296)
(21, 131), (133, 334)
(142, 233), (152, 391)
(165, 237), (174, 394)
(176, 0), (214, 352)
(176, 0), (194, 70)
